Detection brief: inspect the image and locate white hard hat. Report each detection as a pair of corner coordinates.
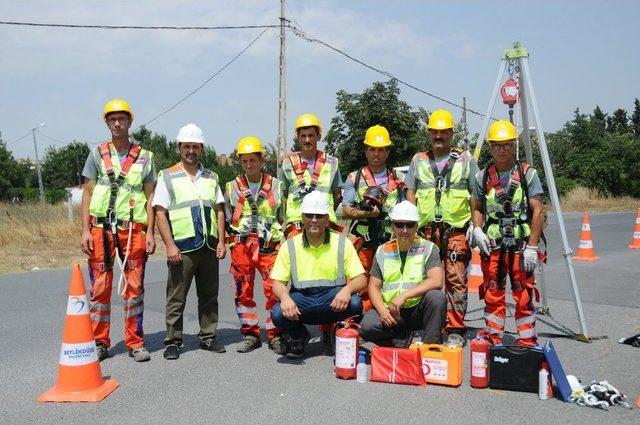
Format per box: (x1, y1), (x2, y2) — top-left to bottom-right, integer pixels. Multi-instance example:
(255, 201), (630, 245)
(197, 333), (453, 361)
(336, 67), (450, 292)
(389, 201), (420, 222)
(176, 123), (205, 144)
(301, 191), (330, 215)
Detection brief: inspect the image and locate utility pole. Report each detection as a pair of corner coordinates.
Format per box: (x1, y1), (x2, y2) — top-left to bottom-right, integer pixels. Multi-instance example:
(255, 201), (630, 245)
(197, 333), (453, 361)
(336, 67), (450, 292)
(32, 122), (46, 204)
(276, 0), (287, 175)
(462, 97), (469, 151)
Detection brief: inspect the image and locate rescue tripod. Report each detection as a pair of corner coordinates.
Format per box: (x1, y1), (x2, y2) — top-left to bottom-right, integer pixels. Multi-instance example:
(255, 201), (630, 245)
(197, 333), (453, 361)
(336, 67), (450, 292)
(473, 41), (591, 343)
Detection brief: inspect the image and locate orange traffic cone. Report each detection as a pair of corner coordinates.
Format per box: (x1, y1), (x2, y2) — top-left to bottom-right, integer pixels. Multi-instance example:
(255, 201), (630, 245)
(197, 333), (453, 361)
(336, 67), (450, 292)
(628, 208), (640, 249)
(37, 264), (119, 403)
(573, 212), (599, 261)
(467, 247), (483, 293)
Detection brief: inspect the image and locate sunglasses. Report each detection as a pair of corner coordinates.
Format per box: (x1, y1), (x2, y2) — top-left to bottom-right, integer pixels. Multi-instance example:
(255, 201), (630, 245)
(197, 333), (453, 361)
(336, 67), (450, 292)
(393, 221), (417, 229)
(303, 213), (326, 219)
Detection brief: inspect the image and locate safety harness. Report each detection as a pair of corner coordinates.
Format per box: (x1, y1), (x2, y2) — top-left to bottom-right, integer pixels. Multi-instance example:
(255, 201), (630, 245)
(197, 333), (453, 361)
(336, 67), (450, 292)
(289, 151), (325, 200)
(482, 161), (534, 292)
(94, 142), (141, 284)
(285, 151), (343, 235)
(350, 166), (406, 249)
(420, 148), (469, 261)
(227, 174), (278, 262)
(569, 380), (632, 410)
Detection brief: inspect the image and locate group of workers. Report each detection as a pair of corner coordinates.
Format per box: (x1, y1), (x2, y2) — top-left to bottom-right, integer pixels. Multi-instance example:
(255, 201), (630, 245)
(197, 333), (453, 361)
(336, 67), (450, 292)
(80, 98), (544, 362)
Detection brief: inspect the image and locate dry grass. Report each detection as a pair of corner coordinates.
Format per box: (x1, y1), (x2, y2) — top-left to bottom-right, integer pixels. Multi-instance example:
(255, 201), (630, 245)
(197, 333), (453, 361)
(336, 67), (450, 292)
(560, 186), (640, 212)
(0, 203), (166, 274)
(1, 188), (638, 274)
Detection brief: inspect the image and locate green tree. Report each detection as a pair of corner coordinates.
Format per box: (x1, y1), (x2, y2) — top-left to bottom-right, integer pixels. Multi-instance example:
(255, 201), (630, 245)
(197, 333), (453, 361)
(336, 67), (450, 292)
(0, 136), (33, 199)
(41, 141), (90, 189)
(324, 79), (428, 174)
(631, 98), (640, 138)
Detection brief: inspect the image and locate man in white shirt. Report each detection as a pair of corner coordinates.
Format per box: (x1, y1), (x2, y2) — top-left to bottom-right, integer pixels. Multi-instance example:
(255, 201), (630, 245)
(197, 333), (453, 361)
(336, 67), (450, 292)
(153, 124), (226, 360)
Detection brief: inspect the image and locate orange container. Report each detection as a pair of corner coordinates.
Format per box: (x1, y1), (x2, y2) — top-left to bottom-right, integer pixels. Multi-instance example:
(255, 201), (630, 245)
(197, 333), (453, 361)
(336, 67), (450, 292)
(409, 343), (462, 387)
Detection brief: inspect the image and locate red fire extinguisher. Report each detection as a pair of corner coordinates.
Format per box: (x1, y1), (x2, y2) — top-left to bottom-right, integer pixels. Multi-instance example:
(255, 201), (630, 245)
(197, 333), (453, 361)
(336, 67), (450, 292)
(335, 321), (360, 380)
(470, 336), (489, 388)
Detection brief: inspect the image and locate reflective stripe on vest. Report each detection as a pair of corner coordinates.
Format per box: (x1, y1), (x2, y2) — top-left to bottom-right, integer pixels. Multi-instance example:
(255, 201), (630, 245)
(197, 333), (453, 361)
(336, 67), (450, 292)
(88, 142), (151, 225)
(282, 151), (339, 223)
(413, 149), (472, 228)
(376, 237), (434, 309)
(226, 173), (283, 242)
(161, 163), (220, 253)
(484, 163), (535, 241)
(287, 232), (346, 289)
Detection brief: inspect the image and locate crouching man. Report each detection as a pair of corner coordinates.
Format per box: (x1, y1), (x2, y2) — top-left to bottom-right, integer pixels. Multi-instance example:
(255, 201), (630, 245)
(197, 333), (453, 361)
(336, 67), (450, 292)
(270, 191), (366, 359)
(361, 201), (447, 346)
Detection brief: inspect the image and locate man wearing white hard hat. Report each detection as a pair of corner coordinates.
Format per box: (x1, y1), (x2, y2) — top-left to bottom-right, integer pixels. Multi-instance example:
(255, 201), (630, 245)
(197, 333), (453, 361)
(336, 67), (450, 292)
(154, 124), (227, 359)
(360, 201), (447, 346)
(270, 191), (366, 359)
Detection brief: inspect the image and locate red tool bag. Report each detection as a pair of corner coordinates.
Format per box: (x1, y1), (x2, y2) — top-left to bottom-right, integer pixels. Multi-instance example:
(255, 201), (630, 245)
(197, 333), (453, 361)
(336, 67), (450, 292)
(370, 346), (425, 386)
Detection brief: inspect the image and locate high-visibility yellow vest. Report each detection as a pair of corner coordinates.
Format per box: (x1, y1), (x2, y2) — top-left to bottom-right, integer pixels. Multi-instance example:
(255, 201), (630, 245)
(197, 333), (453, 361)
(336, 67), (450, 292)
(376, 236), (436, 309)
(281, 151), (339, 223)
(483, 162), (536, 241)
(411, 149), (473, 228)
(159, 163), (220, 253)
(225, 173), (284, 243)
(286, 231), (347, 289)
(349, 166), (403, 239)
(88, 142), (153, 225)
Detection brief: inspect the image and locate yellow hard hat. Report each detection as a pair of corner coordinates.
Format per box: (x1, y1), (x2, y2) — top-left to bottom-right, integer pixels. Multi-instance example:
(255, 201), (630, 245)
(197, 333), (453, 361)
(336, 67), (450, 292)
(295, 113), (322, 133)
(488, 120), (517, 142)
(427, 109), (454, 130)
(237, 136), (264, 155)
(103, 98), (134, 122)
(364, 125), (392, 147)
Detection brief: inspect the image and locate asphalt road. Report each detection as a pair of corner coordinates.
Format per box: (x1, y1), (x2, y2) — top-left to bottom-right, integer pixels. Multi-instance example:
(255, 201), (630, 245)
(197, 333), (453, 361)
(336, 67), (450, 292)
(0, 212), (638, 424)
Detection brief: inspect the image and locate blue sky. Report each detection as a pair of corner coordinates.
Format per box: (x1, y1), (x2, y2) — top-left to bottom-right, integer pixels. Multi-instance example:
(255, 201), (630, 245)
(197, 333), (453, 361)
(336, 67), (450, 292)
(1, 1), (639, 160)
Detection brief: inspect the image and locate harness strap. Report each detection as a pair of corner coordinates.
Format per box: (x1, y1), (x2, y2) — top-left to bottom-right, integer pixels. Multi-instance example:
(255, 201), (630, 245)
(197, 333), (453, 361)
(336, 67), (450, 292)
(427, 148), (461, 222)
(90, 216), (147, 232)
(289, 151), (326, 194)
(231, 174), (275, 229)
(98, 142), (142, 215)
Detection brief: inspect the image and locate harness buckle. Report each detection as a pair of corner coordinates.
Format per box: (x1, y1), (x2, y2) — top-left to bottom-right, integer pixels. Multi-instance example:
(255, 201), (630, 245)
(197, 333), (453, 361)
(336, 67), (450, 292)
(107, 210), (118, 234)
(449, 251), (457, 262)
(363, 233), (371, 242)
(435, 176), (446, 191)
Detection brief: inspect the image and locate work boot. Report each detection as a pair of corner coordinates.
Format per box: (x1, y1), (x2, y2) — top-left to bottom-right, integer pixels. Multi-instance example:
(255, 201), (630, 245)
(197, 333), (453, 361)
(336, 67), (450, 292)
(128, 346), (151, 362)
(268, 336), (289, 355)
(236, 335), (262, 353)
(444, 333), (465, 348)
(321, 328), (336, 356)
(163, 344), (180, 360)
(200, 337), (226, 353)
(286, 328), (311, 359)
(96, 343), (109, 362)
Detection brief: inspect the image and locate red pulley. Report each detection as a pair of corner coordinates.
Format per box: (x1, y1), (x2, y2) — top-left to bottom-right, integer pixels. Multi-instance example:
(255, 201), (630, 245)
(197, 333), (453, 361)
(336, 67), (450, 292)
(500, 78), (518, 106)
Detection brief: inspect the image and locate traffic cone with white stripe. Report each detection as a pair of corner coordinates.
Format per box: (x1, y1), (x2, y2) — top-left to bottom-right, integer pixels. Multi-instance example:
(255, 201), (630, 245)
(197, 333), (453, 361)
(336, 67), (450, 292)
(467, 247), (483, 293)
(628, 208), (640, 249)
(574, 212), (599, 261)
(37, 264), (119, 403)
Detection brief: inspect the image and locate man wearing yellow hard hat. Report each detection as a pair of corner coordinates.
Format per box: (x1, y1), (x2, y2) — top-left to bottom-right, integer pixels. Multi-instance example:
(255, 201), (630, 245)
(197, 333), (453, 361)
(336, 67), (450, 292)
(404, 109), (478, 348)
(342, 125), (407, 311)
(80, 99), (156, 362)
(154, 124), (227, 359)
(278, 113), (342, 239)
(224, 136), (287, 355)
(471, 120), (544, 347)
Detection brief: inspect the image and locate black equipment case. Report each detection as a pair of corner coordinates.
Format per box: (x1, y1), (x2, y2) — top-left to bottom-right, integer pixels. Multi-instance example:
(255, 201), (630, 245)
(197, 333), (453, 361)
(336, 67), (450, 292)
(488, 346), (544, 393)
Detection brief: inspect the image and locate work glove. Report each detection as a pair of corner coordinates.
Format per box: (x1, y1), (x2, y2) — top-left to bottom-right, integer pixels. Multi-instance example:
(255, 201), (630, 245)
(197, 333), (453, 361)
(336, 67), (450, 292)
(472, 227), (491, 256)
(523, 245), (538, 273)
(465, 224), (474, 243)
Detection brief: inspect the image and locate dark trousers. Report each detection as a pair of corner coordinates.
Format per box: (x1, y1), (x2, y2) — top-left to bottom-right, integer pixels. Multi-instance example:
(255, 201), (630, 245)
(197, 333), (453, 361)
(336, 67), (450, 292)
(360, 290), (446, 344)
(165, 246), (219, 346)
(271, 286), (363, 339)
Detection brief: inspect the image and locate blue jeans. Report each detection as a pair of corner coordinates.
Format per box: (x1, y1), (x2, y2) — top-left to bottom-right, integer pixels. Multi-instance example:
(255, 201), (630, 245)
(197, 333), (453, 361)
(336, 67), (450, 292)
(271, 286), (362, 339)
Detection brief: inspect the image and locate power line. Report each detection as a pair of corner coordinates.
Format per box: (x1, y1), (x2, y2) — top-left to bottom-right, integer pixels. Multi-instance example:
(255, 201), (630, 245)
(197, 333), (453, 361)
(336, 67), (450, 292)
(288, 24), (491, 119)
(142, 27), (272, 127)
(37, 131), (68, 145)
(6, 130), (32, 146)
(0, 21), (279, 31)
